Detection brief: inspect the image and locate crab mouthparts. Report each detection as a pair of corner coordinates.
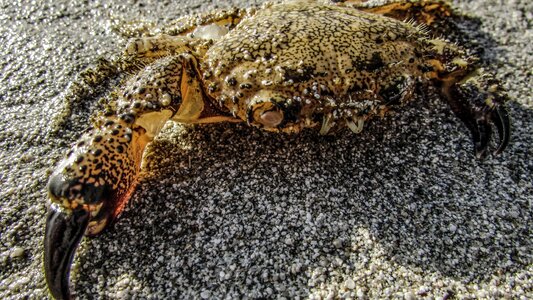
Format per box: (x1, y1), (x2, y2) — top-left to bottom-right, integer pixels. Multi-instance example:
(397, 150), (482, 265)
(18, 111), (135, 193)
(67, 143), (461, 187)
(44, 206), (89, 300)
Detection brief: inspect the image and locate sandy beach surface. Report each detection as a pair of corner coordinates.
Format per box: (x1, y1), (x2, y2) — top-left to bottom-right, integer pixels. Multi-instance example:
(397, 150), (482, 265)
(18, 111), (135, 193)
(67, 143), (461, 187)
(0, 0), (531, 298)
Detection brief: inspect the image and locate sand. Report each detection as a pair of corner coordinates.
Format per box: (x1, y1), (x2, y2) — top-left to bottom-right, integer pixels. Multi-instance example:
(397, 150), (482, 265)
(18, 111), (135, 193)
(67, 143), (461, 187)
(0, 0), (531, 298)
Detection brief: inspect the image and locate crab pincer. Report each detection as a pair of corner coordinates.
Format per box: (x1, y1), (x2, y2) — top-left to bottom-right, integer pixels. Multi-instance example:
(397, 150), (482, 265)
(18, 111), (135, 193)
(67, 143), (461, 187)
(45, 117), (151, 299)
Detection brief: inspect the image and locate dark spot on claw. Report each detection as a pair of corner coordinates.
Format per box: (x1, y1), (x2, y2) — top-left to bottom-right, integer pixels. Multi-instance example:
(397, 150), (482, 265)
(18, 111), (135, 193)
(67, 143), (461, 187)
(120, 114), (135, 124)
(48, 173), (77, 199)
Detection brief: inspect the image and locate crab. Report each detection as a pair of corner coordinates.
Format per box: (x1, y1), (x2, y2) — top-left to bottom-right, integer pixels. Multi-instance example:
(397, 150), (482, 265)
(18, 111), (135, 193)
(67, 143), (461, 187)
(44, 0), (510, 298)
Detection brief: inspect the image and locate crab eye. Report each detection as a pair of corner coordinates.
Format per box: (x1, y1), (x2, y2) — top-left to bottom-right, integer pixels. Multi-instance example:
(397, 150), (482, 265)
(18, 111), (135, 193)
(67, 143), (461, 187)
(260, 110), (283, 127)
(249, 101), (284, 128)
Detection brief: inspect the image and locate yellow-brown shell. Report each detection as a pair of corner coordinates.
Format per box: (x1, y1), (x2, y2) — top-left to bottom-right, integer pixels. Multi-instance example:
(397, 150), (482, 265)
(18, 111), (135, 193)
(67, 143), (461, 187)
(201, 1), (433, 133)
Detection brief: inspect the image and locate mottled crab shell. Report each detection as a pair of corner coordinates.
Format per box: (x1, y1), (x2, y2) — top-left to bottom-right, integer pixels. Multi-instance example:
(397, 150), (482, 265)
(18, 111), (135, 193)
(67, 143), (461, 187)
(201, 1), (429, 133)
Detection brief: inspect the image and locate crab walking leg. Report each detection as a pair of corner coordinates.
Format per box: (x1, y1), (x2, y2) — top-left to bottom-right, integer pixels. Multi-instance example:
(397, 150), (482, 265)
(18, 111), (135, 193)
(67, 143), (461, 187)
(158, 7), (252, 37)
(419, 37), (511, 158)
(44, 50), (224, 299)
(442, 70), (510, 159)
(332, 0), (453, 25)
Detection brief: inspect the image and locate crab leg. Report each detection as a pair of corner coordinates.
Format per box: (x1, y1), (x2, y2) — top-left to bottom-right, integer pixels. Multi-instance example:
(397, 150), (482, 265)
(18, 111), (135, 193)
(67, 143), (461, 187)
(332, 0), (454, 26)
(44, 43), (231, 298)
(442, 70), (511, 159)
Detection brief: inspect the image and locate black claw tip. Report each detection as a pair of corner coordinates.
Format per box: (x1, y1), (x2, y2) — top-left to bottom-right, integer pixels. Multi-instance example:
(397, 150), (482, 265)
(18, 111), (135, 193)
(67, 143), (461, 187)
(492, 105), (511, 155)
(474, 118), (491, 160)
(44, 206), (89, 300)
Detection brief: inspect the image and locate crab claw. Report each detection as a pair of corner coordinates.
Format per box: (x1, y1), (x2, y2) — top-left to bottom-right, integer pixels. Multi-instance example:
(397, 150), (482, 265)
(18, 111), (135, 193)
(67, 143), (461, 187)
(44, 205), (89, 300)
(43, 117), (151, 299)
(464, 103), (510, 160)
(44, 169), (120, 300)
(471, 102), (510, 159)
(444, 71), (511, 159)
(491, 104), (510, 155)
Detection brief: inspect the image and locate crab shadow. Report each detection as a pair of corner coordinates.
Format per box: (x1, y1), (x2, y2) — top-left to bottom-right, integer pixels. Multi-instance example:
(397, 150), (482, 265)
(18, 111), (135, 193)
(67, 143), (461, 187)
(70, 13), (532, 299)
(73, 96), (532, 298)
